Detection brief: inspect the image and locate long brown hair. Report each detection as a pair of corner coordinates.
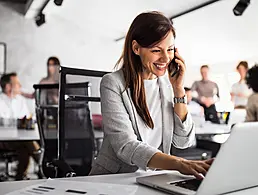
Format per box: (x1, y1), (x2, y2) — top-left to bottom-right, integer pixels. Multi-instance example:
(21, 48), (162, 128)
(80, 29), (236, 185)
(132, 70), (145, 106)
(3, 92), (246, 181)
(116, 11), (176, 129)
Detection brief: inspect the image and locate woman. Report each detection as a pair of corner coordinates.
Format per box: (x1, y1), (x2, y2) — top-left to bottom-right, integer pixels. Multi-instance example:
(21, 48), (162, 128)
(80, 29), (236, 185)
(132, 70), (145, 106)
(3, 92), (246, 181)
(245, 64), (258, 121)
(40, 56), (60, 84)
(39, 56), (60, 104)
(231, 61), (252, 108)
(90, 12), (212, 179)
(22, 56), (60, 104)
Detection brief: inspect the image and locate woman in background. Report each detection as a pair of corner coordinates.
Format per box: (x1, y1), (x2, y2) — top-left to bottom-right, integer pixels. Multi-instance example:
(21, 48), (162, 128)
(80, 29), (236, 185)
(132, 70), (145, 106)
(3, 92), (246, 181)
(22, 56), (60, 104)
(245, 64), (258, 122)
(231, 61), (252, 108)
(39, 56), (60, 104)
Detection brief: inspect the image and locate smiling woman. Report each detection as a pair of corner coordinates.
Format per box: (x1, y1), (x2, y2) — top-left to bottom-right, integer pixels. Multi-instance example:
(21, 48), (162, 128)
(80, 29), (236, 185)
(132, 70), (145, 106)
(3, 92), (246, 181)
(89, 11), (213, 179)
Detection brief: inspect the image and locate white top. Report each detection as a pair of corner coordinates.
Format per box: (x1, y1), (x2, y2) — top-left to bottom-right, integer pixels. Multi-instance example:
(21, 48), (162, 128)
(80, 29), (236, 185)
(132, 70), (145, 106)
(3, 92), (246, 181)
(143, 78), (162, 149)
(0, 93), (30, 119)
(231, 80), (252, 107)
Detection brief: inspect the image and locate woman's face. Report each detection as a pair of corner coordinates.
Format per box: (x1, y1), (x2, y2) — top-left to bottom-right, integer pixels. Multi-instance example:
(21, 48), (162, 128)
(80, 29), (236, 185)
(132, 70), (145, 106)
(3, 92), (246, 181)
(48, 60), (57, 76)
(133, 31), (175, 79)
(237, 65), (247, 79)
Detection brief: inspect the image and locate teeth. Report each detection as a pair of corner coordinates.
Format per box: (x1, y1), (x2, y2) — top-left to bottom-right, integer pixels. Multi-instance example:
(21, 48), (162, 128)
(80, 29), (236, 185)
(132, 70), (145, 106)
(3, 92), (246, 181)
(154, 63), (166, 68)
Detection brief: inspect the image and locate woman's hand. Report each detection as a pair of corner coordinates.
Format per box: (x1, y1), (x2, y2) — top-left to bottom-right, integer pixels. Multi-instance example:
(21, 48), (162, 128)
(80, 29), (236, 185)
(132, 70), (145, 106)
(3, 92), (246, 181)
(176, 158), (214, 180)
(168, 48), (186, 96)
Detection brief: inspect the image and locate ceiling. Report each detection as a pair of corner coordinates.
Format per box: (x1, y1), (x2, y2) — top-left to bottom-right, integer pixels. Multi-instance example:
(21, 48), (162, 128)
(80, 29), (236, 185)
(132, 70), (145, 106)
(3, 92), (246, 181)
(43, 0), (221, 42)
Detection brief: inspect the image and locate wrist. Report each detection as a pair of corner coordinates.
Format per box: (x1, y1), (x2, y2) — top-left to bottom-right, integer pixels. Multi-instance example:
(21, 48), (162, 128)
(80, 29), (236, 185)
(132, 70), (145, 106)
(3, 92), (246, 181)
(173, 87), (185, 97)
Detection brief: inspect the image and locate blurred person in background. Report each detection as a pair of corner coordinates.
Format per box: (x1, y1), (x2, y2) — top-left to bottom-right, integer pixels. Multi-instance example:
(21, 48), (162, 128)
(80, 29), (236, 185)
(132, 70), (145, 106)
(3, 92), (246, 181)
(22, 56), (60, 104)
(245, 64), (258, 122)
(0, 73), (40, 180)
(191, 65), (220, 124)
(231, 61), (252, 109)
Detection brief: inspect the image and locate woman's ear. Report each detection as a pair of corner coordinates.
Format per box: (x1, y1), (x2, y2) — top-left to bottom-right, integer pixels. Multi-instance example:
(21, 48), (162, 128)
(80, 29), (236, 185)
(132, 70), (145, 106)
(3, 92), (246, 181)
(132, 40), (140, 55)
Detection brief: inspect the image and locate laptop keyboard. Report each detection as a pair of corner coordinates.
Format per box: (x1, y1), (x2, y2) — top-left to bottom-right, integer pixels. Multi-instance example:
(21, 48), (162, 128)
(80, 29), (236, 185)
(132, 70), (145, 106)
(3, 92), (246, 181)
(172, 179), (203, 191)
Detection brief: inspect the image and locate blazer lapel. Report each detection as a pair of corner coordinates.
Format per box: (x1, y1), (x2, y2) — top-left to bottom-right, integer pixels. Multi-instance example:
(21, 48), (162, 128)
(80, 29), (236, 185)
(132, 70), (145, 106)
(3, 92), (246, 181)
(125, 88), (150, 142)
(158, 75), (174, 154)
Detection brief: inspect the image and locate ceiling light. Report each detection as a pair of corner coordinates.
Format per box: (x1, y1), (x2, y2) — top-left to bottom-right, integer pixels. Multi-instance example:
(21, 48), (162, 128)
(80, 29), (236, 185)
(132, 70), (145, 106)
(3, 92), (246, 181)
(35, 12), (45, 27)
(233, 0), (250, 16)
(54, 0), (63, 6)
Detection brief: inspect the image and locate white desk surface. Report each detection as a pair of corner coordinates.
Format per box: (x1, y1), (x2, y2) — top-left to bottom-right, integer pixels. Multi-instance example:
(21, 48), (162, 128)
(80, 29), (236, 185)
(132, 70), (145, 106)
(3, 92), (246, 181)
(195, 123), (231, 135)
(0, 127), (40, 141)
(0, 171), (257, 195)
(0, 126), (103, 141)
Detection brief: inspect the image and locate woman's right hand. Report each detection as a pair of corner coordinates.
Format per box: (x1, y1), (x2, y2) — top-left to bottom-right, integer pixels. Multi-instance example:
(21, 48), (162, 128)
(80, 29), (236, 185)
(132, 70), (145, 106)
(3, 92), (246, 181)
(176, 158), (214, 180)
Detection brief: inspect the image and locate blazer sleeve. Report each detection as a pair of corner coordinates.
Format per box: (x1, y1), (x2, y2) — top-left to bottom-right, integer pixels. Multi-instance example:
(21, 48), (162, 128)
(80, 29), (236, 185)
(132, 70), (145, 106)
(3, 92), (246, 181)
(172, 110), (196, 149)
(100, 74), (160, 170)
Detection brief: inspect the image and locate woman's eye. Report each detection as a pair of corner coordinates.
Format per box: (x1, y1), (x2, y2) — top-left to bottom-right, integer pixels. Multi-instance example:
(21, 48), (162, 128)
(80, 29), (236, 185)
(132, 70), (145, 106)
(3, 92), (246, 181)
(151, 50), (160, 53)
(168, 48), (174, 52)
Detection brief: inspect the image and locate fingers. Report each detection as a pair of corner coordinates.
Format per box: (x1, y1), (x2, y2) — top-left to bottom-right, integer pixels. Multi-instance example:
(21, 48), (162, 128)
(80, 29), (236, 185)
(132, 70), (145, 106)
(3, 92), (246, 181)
(191, 169), (204, 180)
(175, 48), (185, 64)
(198, 162), (210, 171)
(205, 158), (215, 165)
(175, 59), (186, 73)
(174, 48), (186, 72)
(195, 165), (207, 176)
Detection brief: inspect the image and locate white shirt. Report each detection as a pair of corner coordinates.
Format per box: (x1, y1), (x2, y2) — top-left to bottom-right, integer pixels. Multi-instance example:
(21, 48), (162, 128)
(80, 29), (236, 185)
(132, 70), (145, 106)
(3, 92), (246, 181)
(231, 80), (252, 107)
(143, 78), (162, 149)
(0, 93), (30, 119)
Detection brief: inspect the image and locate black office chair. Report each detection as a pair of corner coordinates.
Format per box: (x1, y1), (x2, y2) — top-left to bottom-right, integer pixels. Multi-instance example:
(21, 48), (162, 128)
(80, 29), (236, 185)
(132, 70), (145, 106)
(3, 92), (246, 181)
(33, 84), (59, 178)
(0, 147), (17, 181)
(58, 66), (108, 176)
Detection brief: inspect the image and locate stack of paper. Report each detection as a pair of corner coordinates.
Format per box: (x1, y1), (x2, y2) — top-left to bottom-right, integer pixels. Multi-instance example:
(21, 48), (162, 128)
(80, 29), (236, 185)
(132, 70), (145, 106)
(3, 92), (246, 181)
(5, 179), (138, 195)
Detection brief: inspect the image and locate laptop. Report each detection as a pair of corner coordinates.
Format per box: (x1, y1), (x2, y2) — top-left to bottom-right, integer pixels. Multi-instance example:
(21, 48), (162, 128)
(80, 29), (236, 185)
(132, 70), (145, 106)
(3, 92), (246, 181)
(137, 122), (258, 195)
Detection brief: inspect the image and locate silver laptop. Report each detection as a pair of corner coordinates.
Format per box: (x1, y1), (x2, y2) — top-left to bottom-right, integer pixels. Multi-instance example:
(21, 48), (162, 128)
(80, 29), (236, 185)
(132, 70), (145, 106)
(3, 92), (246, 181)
(137, 122), (258, 195)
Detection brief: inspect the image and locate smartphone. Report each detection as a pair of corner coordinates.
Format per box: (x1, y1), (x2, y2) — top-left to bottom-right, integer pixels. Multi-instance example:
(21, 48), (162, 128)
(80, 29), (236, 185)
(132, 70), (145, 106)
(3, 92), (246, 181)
(168, 47), (179, 77)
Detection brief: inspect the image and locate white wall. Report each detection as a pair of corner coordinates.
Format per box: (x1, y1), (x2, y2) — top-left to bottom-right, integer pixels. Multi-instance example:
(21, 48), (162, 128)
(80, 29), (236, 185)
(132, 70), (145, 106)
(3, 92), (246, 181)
(1, 0), (257, 113)
(173, 0), (258, 86)
(0, 2), (122, 93)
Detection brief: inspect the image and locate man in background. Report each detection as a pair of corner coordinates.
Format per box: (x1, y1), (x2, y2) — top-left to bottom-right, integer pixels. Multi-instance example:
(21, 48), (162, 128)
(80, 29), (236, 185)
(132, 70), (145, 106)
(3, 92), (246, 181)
(191, 65), (220, 124)
(0, 73), (40, 180)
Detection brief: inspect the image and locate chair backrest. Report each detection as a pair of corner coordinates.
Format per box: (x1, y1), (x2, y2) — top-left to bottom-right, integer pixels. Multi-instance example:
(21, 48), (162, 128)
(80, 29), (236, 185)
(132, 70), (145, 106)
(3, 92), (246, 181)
(58, 66), (108, 176)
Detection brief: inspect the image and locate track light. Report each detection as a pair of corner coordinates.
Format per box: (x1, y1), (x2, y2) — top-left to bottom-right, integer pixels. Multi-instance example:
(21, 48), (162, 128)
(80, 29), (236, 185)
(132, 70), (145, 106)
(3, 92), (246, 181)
(233, 0), (250, 16)
(54, 0), (63, 6)
(35, 12), (45, 27)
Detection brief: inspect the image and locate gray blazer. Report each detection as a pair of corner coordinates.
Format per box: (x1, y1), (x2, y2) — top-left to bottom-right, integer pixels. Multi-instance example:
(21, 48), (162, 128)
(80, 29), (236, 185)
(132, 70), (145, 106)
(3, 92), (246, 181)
(90, 69), (195, 175)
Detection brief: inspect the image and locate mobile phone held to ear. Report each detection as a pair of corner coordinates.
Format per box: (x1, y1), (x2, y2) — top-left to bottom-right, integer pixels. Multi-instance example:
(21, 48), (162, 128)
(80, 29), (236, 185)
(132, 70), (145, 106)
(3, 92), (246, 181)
(169, 47), (179, 77)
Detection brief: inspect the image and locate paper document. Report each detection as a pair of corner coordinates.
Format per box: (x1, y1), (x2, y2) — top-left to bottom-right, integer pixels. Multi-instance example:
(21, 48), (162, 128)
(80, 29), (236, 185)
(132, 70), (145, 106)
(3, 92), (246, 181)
(5, 179), (138, 195)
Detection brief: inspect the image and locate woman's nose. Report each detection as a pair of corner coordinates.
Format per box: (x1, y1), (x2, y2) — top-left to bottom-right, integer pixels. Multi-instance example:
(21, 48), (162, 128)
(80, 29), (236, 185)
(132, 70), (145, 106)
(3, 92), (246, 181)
(160, 52), (170, 63)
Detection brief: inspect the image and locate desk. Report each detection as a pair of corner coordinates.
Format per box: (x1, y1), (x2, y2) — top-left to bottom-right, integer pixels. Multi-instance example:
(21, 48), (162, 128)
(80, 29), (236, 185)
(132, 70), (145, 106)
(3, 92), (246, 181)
(0, 171), (257, 195)
(195, 123), (231, 135)
(195, 123), (231, 157)
(0, 127), (40, 141)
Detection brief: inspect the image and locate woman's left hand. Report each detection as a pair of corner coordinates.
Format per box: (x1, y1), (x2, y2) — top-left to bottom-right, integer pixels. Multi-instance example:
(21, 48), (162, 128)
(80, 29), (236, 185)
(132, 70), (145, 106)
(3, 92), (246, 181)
(168, 48), (186, 96)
